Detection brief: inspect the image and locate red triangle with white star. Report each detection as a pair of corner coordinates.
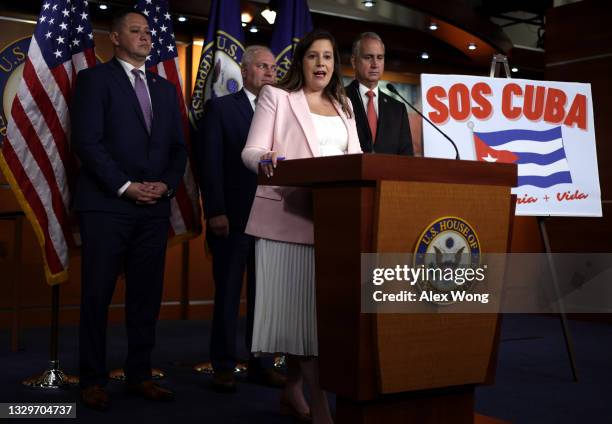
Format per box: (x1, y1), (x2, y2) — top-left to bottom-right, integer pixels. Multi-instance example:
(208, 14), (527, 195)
(474, 135), (519, 163)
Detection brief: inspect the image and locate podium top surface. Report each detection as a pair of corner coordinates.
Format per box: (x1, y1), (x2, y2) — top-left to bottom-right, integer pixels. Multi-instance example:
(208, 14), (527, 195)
(259, 154), (517, 188)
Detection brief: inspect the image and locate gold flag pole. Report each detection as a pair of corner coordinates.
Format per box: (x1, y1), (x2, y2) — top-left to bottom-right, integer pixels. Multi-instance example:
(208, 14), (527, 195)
(22, 285), (78, 388)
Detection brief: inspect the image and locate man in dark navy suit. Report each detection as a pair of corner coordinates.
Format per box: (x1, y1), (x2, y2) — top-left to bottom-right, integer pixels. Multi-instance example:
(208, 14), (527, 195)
(71, 10), (186, 410)
(345, 32), (413, 156)
(196, 45), (285, 392)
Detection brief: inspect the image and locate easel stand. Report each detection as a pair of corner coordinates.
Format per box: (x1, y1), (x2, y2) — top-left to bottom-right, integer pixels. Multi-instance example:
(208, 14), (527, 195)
(538, 217), (579, 381)
(490, 55), (578, 382)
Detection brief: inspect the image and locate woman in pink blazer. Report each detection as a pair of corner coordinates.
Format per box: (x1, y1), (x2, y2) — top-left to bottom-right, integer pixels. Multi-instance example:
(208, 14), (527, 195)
(242, 30), (361, 423)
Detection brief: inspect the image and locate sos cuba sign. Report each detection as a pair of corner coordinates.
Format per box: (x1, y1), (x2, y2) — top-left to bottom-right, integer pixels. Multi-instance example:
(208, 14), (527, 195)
(421, 74), (601, 217)
(426, 81), (586, 130)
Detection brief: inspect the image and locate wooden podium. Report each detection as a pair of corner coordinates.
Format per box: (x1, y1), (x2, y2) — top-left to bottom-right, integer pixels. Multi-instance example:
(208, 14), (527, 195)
(261, 154), (517, 424)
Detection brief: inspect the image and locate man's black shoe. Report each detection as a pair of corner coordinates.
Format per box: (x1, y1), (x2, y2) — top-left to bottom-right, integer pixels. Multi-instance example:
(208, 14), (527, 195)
(212, 369), (237, 393)
(125, 380), (174, 402)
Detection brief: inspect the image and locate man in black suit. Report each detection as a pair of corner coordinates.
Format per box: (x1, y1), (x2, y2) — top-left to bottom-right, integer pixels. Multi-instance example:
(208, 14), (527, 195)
(196, 45), (285, 392)
(71, 10), (186, 410)
(345, 32), (413, 155)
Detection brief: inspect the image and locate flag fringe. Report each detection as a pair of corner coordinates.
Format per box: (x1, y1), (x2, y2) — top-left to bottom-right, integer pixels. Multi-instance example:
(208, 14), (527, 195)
(0, 152), (68, 285)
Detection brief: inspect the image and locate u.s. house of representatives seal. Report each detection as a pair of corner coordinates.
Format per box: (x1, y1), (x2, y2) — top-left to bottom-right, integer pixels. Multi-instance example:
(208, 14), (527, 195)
(0, 37), (30, 140)
(413, 216), (481, 305)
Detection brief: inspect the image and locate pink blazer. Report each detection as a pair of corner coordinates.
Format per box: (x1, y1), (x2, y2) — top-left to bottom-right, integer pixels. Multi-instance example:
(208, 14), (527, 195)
(242, 85), (362, 245)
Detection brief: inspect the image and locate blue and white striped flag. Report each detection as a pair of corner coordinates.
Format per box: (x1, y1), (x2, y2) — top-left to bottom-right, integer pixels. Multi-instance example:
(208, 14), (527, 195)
(474, 126), (573, 188)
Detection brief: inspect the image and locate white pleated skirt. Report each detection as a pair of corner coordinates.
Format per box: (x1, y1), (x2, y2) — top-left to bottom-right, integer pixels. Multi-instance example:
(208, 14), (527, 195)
(251, 238), (318, 356)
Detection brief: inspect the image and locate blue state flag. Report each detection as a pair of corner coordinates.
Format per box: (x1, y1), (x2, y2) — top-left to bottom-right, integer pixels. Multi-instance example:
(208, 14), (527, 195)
(190, 0), (244, 127)
(270, 0), (313, 81)
(474, 126), (573, 188)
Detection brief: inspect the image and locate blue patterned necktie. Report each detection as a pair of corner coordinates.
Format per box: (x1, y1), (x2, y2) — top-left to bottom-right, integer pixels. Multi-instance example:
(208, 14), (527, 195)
(131, 68), (152, 133)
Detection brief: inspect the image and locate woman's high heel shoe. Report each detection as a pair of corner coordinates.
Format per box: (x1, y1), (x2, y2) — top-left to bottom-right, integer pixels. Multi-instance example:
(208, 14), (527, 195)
(280, 399), (312, 422)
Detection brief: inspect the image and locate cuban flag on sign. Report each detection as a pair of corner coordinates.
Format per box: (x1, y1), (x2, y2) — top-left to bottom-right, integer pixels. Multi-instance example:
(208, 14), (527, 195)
(473, 126), (573, 188)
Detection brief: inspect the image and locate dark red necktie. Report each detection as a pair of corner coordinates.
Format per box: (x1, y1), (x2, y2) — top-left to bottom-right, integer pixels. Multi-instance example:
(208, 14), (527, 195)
(366, 90), (377, 143)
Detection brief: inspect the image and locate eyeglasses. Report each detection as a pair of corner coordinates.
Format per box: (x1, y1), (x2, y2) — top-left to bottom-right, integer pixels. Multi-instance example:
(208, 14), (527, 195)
(255, 63), (277, 72)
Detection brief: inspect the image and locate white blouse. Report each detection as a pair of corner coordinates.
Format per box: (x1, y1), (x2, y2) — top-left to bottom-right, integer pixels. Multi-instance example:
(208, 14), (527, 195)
(310, 113), (348, 157)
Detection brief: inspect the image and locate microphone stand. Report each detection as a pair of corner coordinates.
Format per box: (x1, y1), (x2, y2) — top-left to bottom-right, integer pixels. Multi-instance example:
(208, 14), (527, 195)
(385, 83), (460, 160)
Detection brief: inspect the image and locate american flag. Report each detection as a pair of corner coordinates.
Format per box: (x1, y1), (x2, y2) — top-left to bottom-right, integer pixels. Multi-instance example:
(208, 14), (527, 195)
(0, 0), (96, 284)
(136, 0), (201, 240)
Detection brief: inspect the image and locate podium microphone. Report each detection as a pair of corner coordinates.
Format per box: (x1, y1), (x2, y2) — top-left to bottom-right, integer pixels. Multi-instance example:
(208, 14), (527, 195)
(385, 83), (460, 160)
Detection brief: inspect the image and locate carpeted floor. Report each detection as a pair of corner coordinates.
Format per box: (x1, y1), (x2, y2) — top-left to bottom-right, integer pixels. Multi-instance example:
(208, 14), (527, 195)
(0, 314), (610, 423)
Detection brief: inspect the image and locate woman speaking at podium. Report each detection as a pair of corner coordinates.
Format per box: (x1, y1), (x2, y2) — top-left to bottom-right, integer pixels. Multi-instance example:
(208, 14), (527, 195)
(241, 29), (362, 424)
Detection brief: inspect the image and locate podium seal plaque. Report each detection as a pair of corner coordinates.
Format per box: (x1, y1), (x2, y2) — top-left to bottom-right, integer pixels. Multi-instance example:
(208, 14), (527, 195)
(413, 216), (481, 304)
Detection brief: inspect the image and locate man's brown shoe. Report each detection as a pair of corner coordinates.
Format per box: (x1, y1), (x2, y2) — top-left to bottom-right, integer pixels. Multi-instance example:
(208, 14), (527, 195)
(248, 368), (286, 388)
(81, 385), (110, 411)
(212, 369), (236, 393)
(126, 380), (174, 402)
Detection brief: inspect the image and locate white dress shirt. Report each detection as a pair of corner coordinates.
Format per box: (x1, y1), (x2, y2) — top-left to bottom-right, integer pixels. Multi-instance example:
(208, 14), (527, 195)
(115, 58), (152, 197)
(116, 57), (152, 105)
(244, 87), (257, 111)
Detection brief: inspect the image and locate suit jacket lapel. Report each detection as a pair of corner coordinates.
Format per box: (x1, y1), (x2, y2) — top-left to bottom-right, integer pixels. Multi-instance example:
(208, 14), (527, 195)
(146, 71), (163, 135)
(108, 58), (151, 134)
(348, 80), (373, 146)
(288, 89), (319, 157)
(234, 89), (254, 124)
(376, 89), (389, 144)
(349, 79), (367, 117)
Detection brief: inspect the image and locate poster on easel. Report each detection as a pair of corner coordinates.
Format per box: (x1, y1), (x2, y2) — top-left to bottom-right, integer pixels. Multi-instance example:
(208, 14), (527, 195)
(420, 73), (601, 217)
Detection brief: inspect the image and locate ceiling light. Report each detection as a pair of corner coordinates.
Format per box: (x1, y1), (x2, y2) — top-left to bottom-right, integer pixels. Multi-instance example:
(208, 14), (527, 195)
(428, 22), (438, 31)
(362, 1), (375, 7)
(511, 67), (518, 73)
(241, 12), (253, 24)
(468, 42), (477, 50)
(178, 16), (187, 22)
(261, 8), (276, 25)
(241, 22), (246, 27)
(249, 25), (258, 33)
(421, 52), (429, 59)
(99, 4), (108, 10)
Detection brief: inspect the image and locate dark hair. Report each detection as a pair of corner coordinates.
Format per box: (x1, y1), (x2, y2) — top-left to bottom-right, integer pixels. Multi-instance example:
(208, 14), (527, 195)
(276, 29), (352, 118)
(110, 9), (149, 32)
